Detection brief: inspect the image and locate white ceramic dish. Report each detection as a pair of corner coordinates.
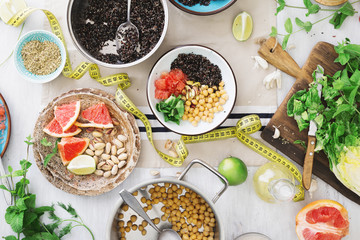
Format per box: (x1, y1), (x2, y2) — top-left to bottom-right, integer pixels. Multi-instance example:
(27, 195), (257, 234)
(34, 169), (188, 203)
(147, 45), (236, 136)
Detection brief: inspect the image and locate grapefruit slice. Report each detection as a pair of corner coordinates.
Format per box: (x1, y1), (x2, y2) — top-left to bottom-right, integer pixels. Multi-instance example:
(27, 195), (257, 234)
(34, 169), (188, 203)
(54, 101), (81, 131)
(75, 102), (114, 128)
(43, 118), (81, 137)
(296, 200), (349, 240)
(58, 137), (89, 166)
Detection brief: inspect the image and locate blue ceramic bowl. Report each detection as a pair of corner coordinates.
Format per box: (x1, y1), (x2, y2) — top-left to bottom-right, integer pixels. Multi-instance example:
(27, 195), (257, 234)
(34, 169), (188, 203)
(170, 0), (236, 15)
(14, 30), (66, 84)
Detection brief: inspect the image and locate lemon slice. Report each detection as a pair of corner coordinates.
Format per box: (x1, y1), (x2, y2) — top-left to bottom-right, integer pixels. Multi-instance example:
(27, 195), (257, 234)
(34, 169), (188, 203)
(67, 155), (96, 175)
(232, 12), (253, 42)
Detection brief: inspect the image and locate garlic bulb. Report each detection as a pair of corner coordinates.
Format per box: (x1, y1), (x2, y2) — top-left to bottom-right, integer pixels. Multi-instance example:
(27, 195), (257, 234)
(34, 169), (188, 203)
(251, 56), (269, 70)
(263, 69), (282, 89)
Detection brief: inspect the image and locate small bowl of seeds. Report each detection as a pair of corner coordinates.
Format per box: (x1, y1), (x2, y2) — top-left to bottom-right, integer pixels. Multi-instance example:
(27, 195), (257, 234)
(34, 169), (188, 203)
(14, 30), (66, 84)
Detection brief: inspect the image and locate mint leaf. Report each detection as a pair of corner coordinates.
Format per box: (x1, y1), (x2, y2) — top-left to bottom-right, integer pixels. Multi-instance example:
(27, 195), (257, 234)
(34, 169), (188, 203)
(25, 135), (34, 145)
(43, 138), (60, 167)
(276, 0), (286, 15)
(3, 236), (17, 240)
(282, 34), (290, 50)
(295, 18), (304, 28)
(303, 21), (313, 32)
(284, 18), (293, 33)
(9, 211), (24, 233)
(330, 3), (355, 29)
(303, 0), (320, 16)
(40, 137), (53, 147)
(270, 26), (277, 37)
(15, 197), (28, 211)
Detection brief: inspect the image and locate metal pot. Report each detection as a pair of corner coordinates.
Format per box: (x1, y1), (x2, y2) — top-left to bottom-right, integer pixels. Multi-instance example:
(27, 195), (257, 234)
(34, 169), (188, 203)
(66, 0), (169, 69)
(107, 159), (229, 240)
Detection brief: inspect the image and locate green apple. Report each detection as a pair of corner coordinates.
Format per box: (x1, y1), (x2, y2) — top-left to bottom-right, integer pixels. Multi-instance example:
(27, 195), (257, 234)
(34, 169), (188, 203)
(218, 157), (248, 186)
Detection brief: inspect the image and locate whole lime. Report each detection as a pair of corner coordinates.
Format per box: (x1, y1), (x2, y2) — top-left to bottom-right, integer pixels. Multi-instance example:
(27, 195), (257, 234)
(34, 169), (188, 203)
(218, 157), (248, 186)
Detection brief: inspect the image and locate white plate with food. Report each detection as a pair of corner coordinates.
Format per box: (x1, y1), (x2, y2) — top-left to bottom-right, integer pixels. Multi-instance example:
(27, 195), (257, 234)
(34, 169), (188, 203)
(147, 45), (237, 136)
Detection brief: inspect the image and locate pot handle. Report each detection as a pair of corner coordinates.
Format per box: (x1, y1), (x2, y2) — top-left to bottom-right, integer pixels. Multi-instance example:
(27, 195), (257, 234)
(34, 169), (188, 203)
(178, 159), (229, 203)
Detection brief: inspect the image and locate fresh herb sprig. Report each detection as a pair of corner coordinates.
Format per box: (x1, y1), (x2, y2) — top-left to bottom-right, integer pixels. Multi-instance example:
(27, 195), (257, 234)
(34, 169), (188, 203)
(41, 137), (60, 167)
(0, 136), (94, 240)
(287, 39), (360, 168)
(271, 0), (358, 49)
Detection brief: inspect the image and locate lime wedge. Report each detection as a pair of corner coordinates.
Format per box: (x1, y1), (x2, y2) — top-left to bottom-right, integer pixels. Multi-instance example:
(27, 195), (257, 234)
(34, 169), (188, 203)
(232, 12), (253, 42)
(67, 155), (96, 175)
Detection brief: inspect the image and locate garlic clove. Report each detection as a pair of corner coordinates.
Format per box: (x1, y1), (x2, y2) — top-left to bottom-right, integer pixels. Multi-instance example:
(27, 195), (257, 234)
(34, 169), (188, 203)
(272, 125), (280, 139)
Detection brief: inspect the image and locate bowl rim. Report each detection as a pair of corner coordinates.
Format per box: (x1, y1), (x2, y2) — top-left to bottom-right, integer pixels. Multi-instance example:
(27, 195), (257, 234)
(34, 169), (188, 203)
(106, 177), (225, 240)
(14, 29), (66, 84)
(146, 44), (237, 136)
(235, 232), (271, 240)
(66, 0), (169, 69)
(169, 0), (237, 16)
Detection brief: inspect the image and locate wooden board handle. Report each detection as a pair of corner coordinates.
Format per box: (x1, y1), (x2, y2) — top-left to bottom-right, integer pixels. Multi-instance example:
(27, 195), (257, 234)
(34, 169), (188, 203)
(258, 37), (302, 78)
(303, 135), (316, 190)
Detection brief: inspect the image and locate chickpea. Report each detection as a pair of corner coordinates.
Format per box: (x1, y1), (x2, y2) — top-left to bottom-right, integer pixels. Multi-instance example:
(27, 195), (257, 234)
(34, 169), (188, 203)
(191, 99), (198, 105)
(185, 100), (191, 106)
(195, 116), (200, 122)
(219, 98), (226, 105)
(130, 215), (137, 222)
(219, 81), (225, 86)
(194, 108), (199, 115)
(192, 121), (198, 127)
(208, 88), (213, 94)
(182, 115), (188, 120)
(203, 90), (208, 96)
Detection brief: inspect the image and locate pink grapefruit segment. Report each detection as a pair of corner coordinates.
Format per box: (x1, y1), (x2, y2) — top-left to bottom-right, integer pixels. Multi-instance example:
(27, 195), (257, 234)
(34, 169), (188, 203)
(75, 102), (113, 128)
(43, 118), (81, 137)
(296, 200), (349, 240)
(54, 101), (81, 131)
(58, 137), (89, 166)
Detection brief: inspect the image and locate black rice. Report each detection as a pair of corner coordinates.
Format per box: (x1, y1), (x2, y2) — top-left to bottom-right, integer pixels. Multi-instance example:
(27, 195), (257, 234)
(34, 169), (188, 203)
(178, 0), (211, 7)
(74, 0), (164, 64)
(170, 53), (222, 87)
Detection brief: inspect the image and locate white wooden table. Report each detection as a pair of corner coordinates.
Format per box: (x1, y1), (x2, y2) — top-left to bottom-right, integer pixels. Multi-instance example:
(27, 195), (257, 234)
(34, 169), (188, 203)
(0, 0), (359, 239)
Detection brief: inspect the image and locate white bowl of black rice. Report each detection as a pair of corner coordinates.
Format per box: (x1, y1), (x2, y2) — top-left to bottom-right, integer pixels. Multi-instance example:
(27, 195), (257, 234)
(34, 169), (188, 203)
(147, 45), (237, 136)
(67, 0), (168, 68)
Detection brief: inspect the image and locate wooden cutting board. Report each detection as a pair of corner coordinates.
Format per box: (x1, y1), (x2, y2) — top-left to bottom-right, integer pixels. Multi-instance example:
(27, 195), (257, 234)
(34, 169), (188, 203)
(258, 37), (360, 205)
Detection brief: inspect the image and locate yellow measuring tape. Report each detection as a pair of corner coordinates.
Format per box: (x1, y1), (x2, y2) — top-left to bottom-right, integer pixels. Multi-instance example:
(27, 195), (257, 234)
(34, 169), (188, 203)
(116, 89), (304, 201)
(5, 7), (304, 201)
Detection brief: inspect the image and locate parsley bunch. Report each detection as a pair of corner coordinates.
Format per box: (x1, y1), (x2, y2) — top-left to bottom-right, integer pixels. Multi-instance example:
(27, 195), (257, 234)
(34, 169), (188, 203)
(287, 39), (360, 169)
(271, 0), (358, 49)
(0, 136), (94, 240)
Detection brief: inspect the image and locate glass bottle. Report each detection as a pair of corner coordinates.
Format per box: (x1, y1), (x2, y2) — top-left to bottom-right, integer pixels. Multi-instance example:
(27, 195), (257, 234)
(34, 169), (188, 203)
(253, 162), (296, 203)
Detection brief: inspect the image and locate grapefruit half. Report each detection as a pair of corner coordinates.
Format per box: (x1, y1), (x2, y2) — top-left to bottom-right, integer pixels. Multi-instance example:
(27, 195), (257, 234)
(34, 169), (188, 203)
(43, 118), (81, 137)
(58, 137), (89, 166)
(54, 101), (81, 131)
(296, 200), (349, 240)
(75, 102), (114, 128)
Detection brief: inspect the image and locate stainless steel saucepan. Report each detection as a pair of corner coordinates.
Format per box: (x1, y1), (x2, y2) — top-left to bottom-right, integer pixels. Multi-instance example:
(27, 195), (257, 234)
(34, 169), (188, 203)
(107, 159), (229, 240)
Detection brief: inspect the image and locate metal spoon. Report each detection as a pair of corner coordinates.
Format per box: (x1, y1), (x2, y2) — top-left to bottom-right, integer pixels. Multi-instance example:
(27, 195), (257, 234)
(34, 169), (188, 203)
(115, 0), (139, 53)
(119, 189), (181, 240)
